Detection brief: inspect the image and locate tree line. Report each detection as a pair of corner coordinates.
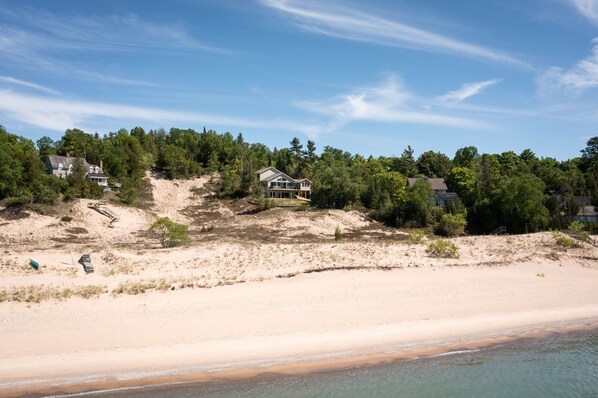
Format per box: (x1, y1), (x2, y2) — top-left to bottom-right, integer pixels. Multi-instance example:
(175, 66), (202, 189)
(1, 124), (597, 234)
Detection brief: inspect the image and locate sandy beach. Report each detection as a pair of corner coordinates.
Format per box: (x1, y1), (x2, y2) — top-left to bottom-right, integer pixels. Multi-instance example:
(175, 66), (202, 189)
(1, 174), (597, 397)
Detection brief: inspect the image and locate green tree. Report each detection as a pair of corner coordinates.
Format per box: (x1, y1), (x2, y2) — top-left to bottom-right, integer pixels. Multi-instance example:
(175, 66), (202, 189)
(36, 136), (57, 160)
(416, 151), (452, 178)
(311, 148), (365, 209)
(453, 146), (479, 168)
(290, 137), (303, 158)
(397, 146), (417, 177)
(581, 136), (598, 159)
(446, 167), (477, 207)
(305, 140), (317, 163)
(403, 177), (434, 227)
(497, 174), (549, 233)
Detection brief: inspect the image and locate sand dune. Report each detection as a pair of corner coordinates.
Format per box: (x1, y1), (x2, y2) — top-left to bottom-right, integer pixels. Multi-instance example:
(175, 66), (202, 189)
(0, 173), (597, 396)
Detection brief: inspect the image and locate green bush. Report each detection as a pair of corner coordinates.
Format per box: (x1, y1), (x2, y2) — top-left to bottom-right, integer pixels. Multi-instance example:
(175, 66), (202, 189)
(63, 186), (79, 202)
(436, 213), (467, 237)
(408, 229), (425, 244)
(149, 217), (189, 247)
(568, 221), (585, 233)
(256, 197), (275, 210)
(427, 239), (460, 258)
(121, 187), (137, 205)
(568, 221), (590, 243)
(553, 231), (574, 249)
(60, 215), (72, 222)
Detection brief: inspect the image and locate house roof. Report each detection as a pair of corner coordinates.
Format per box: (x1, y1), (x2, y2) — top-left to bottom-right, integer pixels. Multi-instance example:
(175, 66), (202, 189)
(295, 178), (312, 183)
(256, 166), (278, 174)
(264, 171), (296, 183)
(46, 155), (91, 169)
(46, 155), (106, 176)
(407, 177), (448, 191)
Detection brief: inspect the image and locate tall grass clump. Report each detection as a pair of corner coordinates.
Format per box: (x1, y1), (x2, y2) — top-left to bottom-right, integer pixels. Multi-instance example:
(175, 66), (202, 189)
(427, 239), (460, 258)
(408, 229), (425, 244)
(334, 226), (343, 241)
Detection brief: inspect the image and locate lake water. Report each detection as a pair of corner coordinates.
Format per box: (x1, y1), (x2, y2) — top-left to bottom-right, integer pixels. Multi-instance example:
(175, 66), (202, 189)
(58, 329), (598, 398)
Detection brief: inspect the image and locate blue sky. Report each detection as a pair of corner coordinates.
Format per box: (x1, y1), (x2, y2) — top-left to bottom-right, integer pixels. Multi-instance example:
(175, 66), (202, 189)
(0, 0), (597, 160)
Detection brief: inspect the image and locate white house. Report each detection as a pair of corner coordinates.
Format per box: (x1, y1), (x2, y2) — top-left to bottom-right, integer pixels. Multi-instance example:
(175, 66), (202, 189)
(45, 155), (108, 187)
(256, 167), (311, 199)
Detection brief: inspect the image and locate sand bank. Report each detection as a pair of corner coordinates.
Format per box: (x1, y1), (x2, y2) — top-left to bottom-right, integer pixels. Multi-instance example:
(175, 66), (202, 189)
(1, 262), (597, 397)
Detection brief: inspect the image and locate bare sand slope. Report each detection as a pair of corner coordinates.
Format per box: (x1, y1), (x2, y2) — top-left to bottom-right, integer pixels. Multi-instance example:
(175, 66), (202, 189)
(148, 171), (213, 224)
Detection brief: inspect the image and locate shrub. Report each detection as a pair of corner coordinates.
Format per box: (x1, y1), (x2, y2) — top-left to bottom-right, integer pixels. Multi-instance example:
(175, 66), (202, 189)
(334, 226), (343, 241)
(6, 195), (31, 208)
(568, 221), (585, 233)
(427, 239), (459, 258)
(121, 187), (137, 205)
(408, 229), (425, 244)
(553, 231), (574, 249)
(256, 197), (275, 210)
(61, 215), (73, 222)
(568, 221), (590, 243)
(63, 186), (79, 202)
(149, 217), (189, 247)
(436, 213), (467, 237)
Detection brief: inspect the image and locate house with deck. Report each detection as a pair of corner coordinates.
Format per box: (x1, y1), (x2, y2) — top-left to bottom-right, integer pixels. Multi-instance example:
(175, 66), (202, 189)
(256, 167), (311, 199)
(45, 155), (108, 187)
(407, 177), (458, 207)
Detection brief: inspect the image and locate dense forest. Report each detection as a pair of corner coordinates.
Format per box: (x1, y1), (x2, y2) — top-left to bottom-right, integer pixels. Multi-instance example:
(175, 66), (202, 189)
(1, 124), (597, 235)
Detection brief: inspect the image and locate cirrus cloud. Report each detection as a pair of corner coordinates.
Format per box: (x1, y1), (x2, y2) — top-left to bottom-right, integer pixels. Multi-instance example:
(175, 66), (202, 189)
(259, 0), (530, 69)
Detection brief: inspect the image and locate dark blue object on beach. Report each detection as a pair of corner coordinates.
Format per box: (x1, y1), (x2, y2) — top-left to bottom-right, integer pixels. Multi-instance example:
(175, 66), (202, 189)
(29, 259), (39, 270)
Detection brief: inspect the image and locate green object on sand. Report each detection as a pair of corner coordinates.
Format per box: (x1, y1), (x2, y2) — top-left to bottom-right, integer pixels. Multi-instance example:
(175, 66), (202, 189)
(29, 259), (40, 270)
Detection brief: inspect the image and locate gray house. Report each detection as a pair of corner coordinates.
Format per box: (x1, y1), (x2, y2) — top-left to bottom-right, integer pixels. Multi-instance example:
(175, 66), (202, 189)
(256, 167), (311, 199)
(571, 205), (598, 223)
(407, 177), (458, 207)
(45, 155), (108, 187)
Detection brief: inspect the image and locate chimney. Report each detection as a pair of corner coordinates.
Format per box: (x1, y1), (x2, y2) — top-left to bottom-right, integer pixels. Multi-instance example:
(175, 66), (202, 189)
(99, 160), (103, 170)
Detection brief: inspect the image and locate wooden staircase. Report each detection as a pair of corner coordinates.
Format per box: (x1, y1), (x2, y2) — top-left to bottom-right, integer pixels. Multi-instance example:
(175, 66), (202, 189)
(88, 201), (119, 227)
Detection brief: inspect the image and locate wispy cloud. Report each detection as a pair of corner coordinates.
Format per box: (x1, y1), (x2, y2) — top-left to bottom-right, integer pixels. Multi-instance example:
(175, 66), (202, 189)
(1, 10), (220, 54)
(568, 0), (598, 24)
(0, 9), (229, 87)
(296, 75), (487, 137)
(538, 38), (598, 94)
(259, 0), (530, 68)
(0, 90), (299, 133)
(437, 79), (502, 103)
(0, 76), (60, 95)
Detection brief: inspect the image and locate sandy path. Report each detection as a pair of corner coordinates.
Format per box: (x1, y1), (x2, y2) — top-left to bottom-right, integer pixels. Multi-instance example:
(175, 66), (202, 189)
(149, 172), (210, 223)
(1, 261), (597, 396)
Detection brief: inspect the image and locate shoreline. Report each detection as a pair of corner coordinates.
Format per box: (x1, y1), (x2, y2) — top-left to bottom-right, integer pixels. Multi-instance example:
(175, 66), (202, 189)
(9, 318), (598, 397)
(2, 258), (597, 397)
(5, 318), (598, 398)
